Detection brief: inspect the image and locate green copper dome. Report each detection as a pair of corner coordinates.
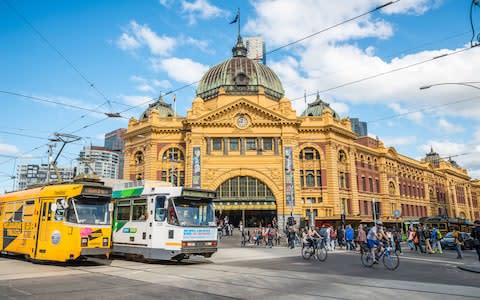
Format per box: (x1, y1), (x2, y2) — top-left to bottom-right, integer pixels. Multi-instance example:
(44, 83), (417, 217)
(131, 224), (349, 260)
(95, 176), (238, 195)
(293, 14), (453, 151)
(301, 92), (340, 119)
(140, 95), (175, 120)
(196, 36), (284, 101)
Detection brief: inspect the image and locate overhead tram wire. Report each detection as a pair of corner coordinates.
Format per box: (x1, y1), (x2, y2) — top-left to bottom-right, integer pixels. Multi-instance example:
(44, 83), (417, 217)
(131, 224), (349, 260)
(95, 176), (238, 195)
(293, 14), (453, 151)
(2, 0), (122, 116)
(265, 0), (400, 55)
(0, 91), (127, 119)
(106, 0), (402, 121)
(277, 43), (480, 108)
(366, 94), (480, 124)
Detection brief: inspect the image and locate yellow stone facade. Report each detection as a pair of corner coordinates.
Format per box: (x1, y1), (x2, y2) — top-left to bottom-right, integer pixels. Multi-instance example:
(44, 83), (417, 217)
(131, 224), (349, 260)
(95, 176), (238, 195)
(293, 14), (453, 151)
(123, 39), (480, 228)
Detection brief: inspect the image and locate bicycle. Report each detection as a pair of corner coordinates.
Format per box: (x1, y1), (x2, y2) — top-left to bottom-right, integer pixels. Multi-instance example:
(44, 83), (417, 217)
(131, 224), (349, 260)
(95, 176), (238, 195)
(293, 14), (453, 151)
(361, 241), (399, 270)
(301, 237), (328, 262)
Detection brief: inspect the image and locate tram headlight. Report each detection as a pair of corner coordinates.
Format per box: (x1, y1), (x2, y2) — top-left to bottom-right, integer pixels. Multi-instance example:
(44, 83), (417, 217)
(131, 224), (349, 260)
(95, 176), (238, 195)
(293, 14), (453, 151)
(102, 238), (109, 247)
(81, 237), (88, 247)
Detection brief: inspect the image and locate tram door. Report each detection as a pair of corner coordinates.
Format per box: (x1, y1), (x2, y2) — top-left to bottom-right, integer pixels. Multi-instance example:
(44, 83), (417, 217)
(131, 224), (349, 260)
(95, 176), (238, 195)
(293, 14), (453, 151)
(35, 198), (55, 259)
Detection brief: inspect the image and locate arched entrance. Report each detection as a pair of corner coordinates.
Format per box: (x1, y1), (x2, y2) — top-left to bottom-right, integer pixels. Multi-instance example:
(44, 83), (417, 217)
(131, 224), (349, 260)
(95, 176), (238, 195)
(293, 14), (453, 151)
(215, 176), (276, 227)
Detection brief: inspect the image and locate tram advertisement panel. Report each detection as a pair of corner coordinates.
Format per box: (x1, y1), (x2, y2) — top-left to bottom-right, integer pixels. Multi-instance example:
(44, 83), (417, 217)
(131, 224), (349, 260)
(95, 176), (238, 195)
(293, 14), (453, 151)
(182, 228), (217, 241)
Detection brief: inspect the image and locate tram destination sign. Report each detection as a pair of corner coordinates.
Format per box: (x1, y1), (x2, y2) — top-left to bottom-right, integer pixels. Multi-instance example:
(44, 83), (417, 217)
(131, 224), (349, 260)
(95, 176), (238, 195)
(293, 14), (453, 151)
(182, 189), (216, 199)
(82, 186), (112, 196)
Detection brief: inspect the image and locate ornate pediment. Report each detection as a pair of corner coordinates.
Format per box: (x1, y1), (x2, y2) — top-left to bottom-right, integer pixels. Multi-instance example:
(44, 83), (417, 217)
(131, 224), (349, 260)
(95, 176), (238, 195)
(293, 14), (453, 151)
(186, 98), (299, 127)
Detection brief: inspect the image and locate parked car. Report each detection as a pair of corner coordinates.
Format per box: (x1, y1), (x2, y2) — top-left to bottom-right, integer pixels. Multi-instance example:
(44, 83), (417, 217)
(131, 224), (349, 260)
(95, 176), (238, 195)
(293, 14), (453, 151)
(440, 232), (474, 250)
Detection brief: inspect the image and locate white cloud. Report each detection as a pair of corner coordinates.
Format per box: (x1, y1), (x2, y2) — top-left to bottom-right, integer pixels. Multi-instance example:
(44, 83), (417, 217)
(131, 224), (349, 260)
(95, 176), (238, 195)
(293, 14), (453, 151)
(438, 118), (464, 134)
(418, 139), (480, 179)
(119, 95), (153, 106)
(137, 84), (156, 93)
(244, 1), (480, 121)
(117, 33), (141, 51)
(117, 21), (176, 56)
(181, 0), (226, 25)
(382, 0), (442, 15)
(382, 136), (417, 147)
(151, 57), (209, 83)
(388, 103), (423, 124)
(0, 144), (19, 155)
(330, 102), (349, 115)
(159, 0), (173, 7)
(129, 76), (172, 94)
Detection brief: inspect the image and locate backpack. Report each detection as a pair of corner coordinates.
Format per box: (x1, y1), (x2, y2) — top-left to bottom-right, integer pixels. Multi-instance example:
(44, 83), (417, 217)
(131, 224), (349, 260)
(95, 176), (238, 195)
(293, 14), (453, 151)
(330, 230), (337, 239)
(437, 230), (443, 240)
(319, 228), (328, 238)
(457, 233), (464, 243)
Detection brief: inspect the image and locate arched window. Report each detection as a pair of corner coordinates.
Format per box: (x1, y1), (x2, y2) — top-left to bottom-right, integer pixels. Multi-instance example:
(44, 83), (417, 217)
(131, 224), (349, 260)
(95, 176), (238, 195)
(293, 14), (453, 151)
(162, 147), (184, 161)
(338, 150), (347, 163)
(389, 182), (395, 195)
(216, 176), (274, 200)
(299, 147), (320, 160)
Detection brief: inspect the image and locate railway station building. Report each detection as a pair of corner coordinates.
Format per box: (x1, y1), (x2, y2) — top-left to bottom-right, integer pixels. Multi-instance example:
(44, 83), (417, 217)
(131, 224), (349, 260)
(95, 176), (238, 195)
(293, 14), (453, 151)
(123, 36), (480, 229)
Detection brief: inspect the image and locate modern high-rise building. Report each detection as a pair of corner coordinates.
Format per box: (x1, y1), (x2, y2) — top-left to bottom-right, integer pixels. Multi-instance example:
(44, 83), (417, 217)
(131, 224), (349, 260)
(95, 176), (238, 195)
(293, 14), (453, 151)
(16, 164), (74, 190)
(78, 146), (120, 179)
(244, 36), (266, 64)
(350, 118), (368, 136)
(105, 128), (126, 179)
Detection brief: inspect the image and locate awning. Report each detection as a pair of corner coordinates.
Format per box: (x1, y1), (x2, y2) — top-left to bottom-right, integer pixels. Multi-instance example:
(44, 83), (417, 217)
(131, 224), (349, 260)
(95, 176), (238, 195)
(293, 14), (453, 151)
(213, 200), (276, 211)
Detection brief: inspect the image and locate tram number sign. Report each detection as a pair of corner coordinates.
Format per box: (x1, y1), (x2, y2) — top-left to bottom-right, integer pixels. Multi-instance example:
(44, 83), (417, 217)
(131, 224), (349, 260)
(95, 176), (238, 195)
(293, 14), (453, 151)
(182, 189), (216, 199)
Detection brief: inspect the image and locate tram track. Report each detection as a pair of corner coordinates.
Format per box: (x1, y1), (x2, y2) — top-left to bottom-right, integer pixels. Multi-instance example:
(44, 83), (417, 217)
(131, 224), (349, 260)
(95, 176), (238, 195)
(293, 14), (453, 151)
(65, 257), (480, 300)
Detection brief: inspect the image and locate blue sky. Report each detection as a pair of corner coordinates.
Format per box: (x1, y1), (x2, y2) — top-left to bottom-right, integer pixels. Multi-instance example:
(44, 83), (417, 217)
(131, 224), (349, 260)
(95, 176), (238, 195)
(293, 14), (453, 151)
(1, 0), (480, 193)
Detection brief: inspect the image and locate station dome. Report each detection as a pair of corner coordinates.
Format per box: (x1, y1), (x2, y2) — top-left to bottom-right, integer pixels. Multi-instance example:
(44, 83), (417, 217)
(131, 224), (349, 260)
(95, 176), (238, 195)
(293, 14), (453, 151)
(196, 36), (284, 101)
(301, 92), (340, 119)
(139, 95), (175, 120)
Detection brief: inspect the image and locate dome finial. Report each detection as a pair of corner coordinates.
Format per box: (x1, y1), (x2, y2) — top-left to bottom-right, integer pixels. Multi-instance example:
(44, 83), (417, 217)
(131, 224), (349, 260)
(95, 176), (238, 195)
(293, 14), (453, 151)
(230, 8), (247, 57)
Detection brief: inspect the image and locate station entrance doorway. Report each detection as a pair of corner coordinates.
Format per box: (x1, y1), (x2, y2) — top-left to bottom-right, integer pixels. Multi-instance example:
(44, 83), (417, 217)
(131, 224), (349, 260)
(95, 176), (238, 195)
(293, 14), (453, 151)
(214, 175), (277, 227)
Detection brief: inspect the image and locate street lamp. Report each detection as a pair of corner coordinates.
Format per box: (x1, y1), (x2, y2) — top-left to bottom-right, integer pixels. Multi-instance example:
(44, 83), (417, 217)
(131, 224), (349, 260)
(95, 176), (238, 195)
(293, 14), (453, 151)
(419, 81), (480, 91)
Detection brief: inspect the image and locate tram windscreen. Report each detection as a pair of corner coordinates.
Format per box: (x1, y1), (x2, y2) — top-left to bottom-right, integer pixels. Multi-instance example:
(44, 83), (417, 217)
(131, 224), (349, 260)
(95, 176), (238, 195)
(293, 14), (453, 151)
(173, 197), (215, 227)
(66, 197), (111, 225)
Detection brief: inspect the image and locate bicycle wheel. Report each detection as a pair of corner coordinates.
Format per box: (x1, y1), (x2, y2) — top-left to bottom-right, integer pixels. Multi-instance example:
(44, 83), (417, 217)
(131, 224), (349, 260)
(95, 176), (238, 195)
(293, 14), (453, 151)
(361, 252), (374, 267)
(315, 246), (328, 262)
(382, 251), (400, 270)
(302, 245), (313, 260)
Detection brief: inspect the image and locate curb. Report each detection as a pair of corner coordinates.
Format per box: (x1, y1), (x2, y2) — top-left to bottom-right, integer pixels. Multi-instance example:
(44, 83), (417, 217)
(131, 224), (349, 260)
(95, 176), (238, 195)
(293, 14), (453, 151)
(457, 265), (480, 273)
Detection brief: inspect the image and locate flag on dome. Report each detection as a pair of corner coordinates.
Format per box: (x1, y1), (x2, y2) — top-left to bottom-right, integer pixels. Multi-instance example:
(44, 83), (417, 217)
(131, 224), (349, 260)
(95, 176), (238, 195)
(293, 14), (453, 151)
(229, 10), (239, 24)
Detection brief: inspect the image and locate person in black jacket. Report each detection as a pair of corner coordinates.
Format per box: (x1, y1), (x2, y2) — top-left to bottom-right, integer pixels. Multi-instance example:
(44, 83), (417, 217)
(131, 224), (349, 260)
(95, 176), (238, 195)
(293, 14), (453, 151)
(471, 220), (480, 261)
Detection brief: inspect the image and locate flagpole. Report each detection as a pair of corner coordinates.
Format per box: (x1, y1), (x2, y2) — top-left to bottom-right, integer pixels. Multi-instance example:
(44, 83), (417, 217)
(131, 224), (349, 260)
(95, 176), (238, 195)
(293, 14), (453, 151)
(173, 94), (176, 118)
(237, 8), (240, 38)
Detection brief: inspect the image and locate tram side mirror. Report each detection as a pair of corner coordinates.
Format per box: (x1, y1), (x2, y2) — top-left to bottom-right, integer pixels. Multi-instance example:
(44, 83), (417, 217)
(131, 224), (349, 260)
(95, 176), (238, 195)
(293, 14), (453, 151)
(51, 203), (58, 212)
(108, 203), (114, 212)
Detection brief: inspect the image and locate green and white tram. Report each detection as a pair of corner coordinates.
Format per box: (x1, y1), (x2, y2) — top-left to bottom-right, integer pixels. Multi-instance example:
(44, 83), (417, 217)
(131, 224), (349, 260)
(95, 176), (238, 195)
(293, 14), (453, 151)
(112, 181), (218, 261)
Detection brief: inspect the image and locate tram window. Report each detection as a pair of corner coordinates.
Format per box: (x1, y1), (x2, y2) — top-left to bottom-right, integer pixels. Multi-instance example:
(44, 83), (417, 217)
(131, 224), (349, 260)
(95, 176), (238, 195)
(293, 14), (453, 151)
(155, 196), (167, 221)
(439, 223), (447, 230)
(54, 198), (65, 221)
(116, 200), (131, 221)
(13, 204), (23, 222)
(132, 199), (147, 221)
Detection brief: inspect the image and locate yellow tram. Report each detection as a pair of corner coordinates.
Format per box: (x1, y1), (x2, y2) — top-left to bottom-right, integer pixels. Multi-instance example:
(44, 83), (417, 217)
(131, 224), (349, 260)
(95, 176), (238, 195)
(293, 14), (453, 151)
(0, 179), (113, 262)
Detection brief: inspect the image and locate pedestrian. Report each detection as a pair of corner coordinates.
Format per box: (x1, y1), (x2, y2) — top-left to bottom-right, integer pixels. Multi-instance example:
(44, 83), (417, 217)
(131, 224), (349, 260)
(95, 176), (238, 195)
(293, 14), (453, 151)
(337, 226), (345, 250)
(287, 224), (295, 249)
(424, 225), (434, 254)
(325, 226), (332, 251)
(407, 228), (415, 250)
(431, 226), (443, 254)
(357, 224), (367, 254)
(345, 224), (354, 250)
(330, 226), (337, 251)
(393, 228), (402, 255)
(470, 220), (480, 261)
(415, 225), (426, 253)
(452, 227), (463, 259)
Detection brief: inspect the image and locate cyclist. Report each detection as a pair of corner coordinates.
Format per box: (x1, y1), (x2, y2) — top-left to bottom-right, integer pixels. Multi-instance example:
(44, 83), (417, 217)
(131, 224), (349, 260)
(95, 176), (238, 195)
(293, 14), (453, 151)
(367, 220), (388, 263)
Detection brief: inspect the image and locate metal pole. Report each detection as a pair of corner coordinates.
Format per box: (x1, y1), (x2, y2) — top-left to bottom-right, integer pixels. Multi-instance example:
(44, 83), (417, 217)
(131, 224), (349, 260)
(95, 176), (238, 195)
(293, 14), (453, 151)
(170, 148), (174, 186)
(372, 198), (377, 224)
